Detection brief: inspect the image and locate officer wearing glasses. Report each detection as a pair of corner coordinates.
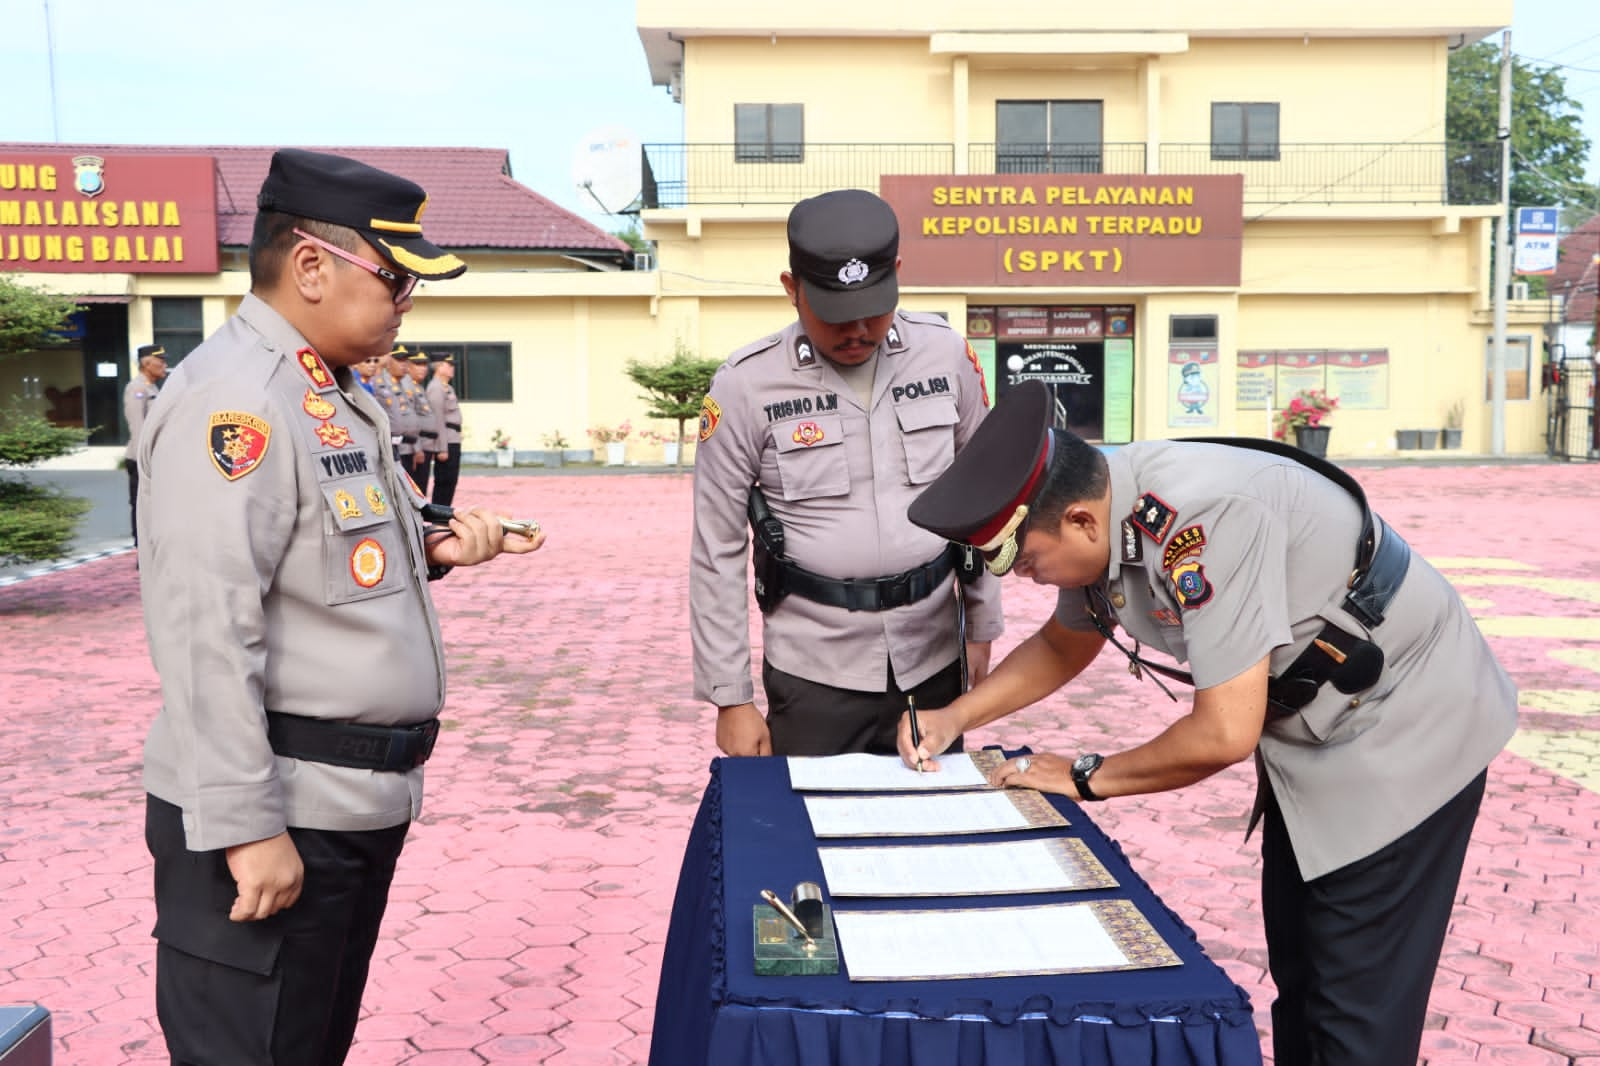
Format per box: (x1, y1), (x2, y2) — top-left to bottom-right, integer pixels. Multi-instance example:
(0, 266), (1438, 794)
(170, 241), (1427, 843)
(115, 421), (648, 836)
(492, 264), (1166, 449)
(900, 380), (1516, 1066)
(135, 148), (545, 1065)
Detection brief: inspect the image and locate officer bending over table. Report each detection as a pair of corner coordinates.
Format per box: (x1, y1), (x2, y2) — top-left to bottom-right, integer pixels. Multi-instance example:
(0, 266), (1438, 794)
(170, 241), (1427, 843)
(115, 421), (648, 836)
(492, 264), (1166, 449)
(899, 380), (1516, 1066)
(136, 148), (544, 1065)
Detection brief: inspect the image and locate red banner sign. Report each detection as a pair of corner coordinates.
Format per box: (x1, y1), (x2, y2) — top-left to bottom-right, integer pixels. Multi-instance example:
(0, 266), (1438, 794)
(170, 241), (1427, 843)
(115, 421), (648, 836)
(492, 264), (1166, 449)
(0, 153), (219, 273)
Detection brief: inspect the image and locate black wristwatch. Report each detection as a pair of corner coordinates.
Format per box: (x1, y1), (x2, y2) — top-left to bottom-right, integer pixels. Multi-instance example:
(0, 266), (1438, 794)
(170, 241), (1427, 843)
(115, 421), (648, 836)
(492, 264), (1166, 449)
(1072, 753), (1105, 801)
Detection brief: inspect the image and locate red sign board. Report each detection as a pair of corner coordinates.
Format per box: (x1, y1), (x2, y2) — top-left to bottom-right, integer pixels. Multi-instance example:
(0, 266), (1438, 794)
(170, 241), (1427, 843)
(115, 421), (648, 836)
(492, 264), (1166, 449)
(881, 174), (1243, 288)
(0, 153), (219, 273)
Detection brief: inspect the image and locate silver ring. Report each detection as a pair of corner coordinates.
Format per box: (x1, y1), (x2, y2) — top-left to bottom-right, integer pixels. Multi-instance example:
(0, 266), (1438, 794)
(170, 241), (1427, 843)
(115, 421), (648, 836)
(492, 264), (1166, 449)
(1015, 757), (1032, 774)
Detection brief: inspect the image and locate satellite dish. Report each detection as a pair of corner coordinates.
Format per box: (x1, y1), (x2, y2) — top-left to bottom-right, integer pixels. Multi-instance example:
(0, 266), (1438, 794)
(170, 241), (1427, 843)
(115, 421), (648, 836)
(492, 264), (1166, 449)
(572, 126), (643, 215)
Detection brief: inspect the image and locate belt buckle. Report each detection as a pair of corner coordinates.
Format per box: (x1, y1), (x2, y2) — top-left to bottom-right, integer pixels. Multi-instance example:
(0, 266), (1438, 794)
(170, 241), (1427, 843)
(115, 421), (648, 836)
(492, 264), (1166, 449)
(413, 719), (440, 767)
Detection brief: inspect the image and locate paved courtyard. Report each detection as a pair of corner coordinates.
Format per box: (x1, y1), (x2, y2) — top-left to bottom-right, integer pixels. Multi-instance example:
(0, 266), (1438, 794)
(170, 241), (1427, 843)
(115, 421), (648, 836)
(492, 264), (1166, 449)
(1, 461), (1597, 1064)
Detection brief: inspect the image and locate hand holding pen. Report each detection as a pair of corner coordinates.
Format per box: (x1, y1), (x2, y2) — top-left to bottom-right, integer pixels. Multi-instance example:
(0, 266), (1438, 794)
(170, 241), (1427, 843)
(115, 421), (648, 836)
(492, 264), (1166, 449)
(907, 695), (924, 774)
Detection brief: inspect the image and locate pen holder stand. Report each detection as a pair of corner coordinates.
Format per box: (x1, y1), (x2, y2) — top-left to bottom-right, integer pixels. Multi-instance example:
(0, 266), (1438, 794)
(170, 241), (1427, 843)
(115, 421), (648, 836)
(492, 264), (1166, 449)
(753, 903), (839, 975)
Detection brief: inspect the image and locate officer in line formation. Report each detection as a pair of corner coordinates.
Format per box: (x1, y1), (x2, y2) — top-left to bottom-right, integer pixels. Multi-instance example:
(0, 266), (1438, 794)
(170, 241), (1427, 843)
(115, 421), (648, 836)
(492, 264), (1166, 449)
(370, 344), (438, 486)
(689, 189), (1003, 758)
(426, 352), (463, 507)
(899, 379), (1517, 1066)
(122, 343), (167, 544)
(135, 147), (544, 1066)
(405, 349), (445, 493)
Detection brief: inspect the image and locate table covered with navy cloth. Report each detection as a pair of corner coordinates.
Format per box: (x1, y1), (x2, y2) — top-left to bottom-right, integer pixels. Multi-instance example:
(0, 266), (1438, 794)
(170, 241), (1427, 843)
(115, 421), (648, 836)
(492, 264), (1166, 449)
(647, 753), (1261, 1066)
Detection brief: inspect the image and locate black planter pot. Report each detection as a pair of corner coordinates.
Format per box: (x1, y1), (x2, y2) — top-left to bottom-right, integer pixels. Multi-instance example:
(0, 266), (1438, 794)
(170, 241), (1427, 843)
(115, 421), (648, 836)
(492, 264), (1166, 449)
(1442, 428), (1463, 449)
(1294, 425), (1331, 458)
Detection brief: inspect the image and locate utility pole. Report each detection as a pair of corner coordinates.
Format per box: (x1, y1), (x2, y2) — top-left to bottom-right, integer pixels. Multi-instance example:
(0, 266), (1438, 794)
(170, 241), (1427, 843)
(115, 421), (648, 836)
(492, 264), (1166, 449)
(1490, 29), (1512, 455)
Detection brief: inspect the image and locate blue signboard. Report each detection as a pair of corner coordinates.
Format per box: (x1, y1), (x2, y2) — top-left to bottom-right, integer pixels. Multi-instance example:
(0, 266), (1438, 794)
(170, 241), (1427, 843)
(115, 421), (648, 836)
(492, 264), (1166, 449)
(1516, 207), (1558, 235)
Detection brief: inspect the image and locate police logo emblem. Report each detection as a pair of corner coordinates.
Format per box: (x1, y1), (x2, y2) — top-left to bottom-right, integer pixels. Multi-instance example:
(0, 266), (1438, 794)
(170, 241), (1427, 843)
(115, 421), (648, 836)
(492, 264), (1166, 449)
(207, 412), (271, 481)
(349, 538), (386, 588)
(315, 422), (352, 448)
(72, 155), (106, 198)
(698, 395), (722, 442)
(365, 484), (388, 516)
(792, 421), (825, 447)
(301, 388), (336, 421)
(1171, 559), (1213, 609)
(334, 490), (362, 520)
(837, 258), (869, 285)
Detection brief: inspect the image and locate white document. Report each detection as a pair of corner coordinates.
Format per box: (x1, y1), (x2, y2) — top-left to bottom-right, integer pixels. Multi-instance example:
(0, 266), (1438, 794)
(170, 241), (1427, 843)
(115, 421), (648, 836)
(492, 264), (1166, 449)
(804, 790), (1067, 838)
(787, 752), (999, 792)
(818, 838), (1116, 897)
(833, 901), (1180, 981)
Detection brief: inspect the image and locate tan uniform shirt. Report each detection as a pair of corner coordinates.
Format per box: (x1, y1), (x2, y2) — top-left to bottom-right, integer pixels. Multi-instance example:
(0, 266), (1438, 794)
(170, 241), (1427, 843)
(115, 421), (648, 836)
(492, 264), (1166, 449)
(372, 367), (417, 457)
(410, 376), (444, 454)
(690, 311), (1003, 705)
(123, 372), (161, 461)
(428, 378), (461, 446)
(138, 293), (446, 851)
(1056, 441), (1517, 879)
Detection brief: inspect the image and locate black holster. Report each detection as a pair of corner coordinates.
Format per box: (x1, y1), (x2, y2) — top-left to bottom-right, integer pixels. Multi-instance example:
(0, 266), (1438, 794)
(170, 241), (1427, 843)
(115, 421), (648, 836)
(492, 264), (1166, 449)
(748, 486), (788, 614)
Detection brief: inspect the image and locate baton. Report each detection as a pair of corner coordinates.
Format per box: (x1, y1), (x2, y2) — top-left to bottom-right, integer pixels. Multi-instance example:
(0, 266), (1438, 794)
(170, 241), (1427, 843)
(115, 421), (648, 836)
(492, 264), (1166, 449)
(421, 503), (539, 537)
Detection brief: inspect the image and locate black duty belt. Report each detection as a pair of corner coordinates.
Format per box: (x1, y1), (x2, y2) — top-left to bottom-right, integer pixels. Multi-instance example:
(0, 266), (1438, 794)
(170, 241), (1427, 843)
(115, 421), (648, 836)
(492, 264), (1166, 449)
(400, 435), (418, 444)
(265, 711), (439, 772)
(781, 546), (957, 612)
(445, 421), (462, 431)
(419, 431), (439, 440)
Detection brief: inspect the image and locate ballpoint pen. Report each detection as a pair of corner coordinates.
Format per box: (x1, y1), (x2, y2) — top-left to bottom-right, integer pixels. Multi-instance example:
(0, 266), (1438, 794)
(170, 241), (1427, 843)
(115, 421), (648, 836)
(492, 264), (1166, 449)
(907, 694), (924, 773)
(760, 889), (816, 947)
(421, 502), (539, 537)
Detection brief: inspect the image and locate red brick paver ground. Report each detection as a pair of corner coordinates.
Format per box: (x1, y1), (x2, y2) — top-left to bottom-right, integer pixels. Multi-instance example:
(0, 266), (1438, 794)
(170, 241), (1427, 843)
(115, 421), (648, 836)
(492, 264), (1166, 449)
(1, 463), (1597, 1064)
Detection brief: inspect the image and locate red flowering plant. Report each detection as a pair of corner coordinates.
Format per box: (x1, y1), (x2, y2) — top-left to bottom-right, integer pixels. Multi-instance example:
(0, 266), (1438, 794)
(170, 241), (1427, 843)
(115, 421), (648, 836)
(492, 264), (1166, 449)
(1272, 389), (1338, 441)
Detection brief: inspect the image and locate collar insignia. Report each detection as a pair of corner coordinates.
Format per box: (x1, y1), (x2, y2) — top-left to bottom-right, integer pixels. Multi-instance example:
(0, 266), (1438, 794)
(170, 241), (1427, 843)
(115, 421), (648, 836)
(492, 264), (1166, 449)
(1120, 519), (1143, 564)
(795, 336), (816, 366)
(295, 348), (336, 392)
(1129, 493), (1177, 543)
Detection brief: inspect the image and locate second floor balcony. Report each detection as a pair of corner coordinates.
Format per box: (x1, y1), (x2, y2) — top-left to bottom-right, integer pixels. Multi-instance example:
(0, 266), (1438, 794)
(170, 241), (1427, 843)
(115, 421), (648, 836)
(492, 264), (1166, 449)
(640, 142), (1501, 212)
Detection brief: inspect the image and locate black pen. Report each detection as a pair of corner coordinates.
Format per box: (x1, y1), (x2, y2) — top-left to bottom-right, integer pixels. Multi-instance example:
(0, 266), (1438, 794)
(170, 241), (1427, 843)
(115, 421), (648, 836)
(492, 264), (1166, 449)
(907, 695), (924, 773)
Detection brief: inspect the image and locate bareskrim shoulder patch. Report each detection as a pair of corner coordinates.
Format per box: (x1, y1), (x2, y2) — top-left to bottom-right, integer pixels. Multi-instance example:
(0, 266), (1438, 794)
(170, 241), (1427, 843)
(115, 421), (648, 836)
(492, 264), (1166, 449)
(208, 412), (271, 481)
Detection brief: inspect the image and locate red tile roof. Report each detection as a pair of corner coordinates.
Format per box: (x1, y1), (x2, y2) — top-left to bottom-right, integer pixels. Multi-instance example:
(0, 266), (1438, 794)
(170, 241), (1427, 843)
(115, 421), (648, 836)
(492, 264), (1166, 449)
(0, 142), (630, 258)
(1548, 214), (1599, 326)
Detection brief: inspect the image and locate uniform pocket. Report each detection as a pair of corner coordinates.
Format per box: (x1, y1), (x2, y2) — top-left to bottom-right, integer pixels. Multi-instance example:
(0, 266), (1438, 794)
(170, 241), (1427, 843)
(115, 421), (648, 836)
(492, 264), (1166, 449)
(895, 397), (958, 484)
(772, 414), (849, 500)
(320, 477), (405, 604)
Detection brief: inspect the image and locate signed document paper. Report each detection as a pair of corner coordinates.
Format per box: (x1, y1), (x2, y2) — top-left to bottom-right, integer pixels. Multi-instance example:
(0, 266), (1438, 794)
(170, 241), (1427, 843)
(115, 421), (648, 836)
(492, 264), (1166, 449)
(803, 790), (1068, 838)
(833, 900), (1183, 981)
(787, 751), (1005, 792)
(817, 838), (1117, 897)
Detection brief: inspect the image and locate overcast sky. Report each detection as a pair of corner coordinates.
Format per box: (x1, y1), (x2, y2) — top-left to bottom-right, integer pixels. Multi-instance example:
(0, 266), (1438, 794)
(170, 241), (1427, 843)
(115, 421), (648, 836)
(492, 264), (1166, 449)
(3, 0), (1597, 228)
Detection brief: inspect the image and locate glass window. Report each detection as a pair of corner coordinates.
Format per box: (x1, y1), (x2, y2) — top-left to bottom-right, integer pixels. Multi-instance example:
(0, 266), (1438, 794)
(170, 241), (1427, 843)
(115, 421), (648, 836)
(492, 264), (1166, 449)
(997, 101), (1103, 174)
(1169, 315), (1219, 343)
(1211, 102), (1280, 161)
(414, 342), (513, 402)
(151, 297), (204, 365)
(735, 104), (804, 163)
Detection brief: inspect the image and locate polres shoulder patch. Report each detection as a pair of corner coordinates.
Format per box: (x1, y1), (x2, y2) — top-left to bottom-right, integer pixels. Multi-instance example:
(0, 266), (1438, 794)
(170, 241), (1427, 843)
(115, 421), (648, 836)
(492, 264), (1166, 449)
(208, 412), (271, 481)
(698, 395), (723, 442)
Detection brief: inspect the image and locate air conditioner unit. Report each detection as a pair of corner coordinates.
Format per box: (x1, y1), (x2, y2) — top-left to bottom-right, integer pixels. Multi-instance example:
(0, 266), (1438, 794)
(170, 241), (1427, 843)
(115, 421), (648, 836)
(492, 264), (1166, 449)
(1509, 281), (1530, 300)
(634, 252), (654, 272)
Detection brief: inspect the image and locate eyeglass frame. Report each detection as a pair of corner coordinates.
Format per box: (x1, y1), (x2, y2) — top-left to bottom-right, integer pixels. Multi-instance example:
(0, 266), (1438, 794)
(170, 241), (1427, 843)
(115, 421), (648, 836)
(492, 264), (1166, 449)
(292, 227), (419, 305)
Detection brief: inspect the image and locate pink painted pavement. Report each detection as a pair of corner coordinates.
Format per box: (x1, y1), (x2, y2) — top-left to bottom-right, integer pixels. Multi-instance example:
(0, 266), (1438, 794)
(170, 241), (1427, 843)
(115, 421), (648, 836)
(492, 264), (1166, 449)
(1, 462), (1597, 1065)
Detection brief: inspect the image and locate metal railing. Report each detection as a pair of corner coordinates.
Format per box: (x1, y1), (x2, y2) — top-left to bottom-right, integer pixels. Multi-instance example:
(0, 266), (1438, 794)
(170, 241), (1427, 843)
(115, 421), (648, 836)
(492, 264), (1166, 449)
(640, 142), (1500, 209)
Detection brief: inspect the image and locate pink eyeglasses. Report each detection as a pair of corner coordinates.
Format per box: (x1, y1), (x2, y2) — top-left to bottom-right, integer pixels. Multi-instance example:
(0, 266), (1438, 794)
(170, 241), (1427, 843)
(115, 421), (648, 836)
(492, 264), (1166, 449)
(293, 228), (419, 305)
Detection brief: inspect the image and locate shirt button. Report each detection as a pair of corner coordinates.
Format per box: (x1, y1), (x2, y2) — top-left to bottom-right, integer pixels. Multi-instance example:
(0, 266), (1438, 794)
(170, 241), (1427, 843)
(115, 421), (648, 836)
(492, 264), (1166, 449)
(1111, 593), (1126, 609)
(1348, 697), (1362, 708)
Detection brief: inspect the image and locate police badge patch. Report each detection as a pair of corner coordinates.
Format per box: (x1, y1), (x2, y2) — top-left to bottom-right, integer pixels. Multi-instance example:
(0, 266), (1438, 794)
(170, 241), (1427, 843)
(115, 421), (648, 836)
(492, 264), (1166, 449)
(1171, 558), (1213, 609)
(349, 538), (386, 588)
(698, 395), (722, 442)
(208, 412), (271, 481)
(792, 421), (825, 447)
(72, 155), (106, 198)
(301, 388), (337, 421)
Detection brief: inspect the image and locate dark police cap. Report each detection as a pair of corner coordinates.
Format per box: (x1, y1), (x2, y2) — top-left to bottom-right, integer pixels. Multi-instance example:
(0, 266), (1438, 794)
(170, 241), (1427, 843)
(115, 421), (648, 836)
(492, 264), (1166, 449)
(908, 380), (1054, 574)
(787, 189), (899, 324)
(136, 344), (166, 360)
(433, 352), (455, 364)
(406, 351), (430, 364)
(257, 148), (468, 281)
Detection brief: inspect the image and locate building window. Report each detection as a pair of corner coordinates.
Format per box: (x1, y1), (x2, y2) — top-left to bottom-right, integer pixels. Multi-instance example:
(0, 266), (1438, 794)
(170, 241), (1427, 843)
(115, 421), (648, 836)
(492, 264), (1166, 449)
(996, 101), (1103, 174)
(1169, 315), (1219, 343)
(1484, 335), (1531, 402)
(151, 297), (204, 365)
(1211, 103), (1280, 161)
(735, 104), (804, 163)
(415, 343), (513, 402)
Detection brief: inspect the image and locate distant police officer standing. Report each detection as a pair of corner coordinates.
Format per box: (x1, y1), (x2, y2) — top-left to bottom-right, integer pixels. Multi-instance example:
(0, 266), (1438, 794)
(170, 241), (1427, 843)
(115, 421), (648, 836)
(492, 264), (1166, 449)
(900, 380), (1517, 1066)
(123, 343), (167, 544)
(427, 353), (463, 507)
(372, 343), (417, 465)
(690, 189), (1002, 757)
(136, 148), (545, 1066)
(406, 349), (442, 493)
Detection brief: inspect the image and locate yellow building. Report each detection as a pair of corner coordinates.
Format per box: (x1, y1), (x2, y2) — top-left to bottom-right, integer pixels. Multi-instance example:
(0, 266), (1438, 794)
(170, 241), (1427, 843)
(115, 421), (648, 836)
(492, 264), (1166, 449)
(634, 0), (1555, 455)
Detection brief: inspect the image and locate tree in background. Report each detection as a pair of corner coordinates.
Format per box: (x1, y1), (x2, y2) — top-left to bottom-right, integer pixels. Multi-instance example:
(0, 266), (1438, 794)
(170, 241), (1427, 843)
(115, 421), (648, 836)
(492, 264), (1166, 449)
(0, 276), (91, 564)
(624, 339), (721, 470)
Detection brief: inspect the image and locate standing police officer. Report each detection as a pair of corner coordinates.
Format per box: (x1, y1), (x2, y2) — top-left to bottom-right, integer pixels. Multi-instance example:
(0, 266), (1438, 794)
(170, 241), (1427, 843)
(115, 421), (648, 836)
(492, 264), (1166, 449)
(372, 343), (418, 467)
(136, 148), (544, 1066)
(689, 189), (1002, 757)
(406, 349), (442, 493)
(123, 343), (166, 544)
(427, 353), (463, 507)
(901, 380), (1517, 1066)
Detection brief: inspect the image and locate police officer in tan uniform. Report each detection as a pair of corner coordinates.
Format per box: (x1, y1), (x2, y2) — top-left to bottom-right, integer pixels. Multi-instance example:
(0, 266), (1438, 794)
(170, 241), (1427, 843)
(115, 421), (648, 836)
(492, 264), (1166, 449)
(406, 349), (443, 493)
(136, 148), (544, 1065)
(372, 343), (417, 466)
(123, 343), (166, 543)
(901, 380), (1517, 1066)
(690, 189), (1002, 757)
(427, 352), (463, 507)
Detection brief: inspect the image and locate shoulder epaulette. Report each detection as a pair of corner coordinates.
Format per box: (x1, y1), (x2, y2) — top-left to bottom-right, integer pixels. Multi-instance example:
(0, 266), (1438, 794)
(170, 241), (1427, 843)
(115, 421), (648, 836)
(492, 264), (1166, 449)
(728, 332), (784, 366)
(898, 310), (956, 331)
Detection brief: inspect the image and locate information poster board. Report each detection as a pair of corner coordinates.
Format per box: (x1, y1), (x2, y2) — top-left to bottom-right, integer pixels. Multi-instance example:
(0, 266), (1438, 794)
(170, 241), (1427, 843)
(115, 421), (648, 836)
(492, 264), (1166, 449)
(1236, 350), (1275, 411)
(1274, 351), (1326, 407)
(1167, 347), (1219, 428)
(1324, 350), (1389, 410)
(1103, 339), (1135, 443)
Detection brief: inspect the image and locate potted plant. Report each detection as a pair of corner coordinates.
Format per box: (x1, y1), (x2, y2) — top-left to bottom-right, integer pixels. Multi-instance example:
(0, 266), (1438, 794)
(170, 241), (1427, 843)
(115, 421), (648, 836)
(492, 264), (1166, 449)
(588, 420), (632, 466)
(1272, 389), (1338, 458)
(540, 431), (569, 469)
(489, 427), (515, 468)
(1441, 400), (1464, 450)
